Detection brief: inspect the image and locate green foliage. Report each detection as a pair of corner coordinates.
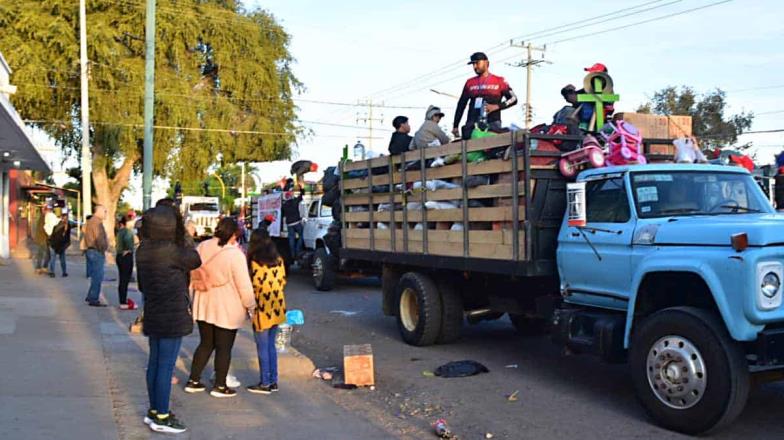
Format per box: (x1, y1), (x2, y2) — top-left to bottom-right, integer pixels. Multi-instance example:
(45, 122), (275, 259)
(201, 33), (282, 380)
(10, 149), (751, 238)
(637, 86), (753, 150)
(0, 0), (301, 181)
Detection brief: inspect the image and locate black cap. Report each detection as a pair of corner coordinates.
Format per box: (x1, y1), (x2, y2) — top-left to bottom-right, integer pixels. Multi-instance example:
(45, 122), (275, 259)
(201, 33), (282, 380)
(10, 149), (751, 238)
(467, 52), (489, 64)
(392, 115), (408, 130)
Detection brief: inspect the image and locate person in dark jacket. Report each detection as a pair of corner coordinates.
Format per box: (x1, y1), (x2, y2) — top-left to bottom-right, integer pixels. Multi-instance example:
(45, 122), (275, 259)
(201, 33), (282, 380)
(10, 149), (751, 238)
(136, 205), (201, 434)
(49, 212), (71, 277)
(388, 115), (413, 154)
(281, 190), (304, 267)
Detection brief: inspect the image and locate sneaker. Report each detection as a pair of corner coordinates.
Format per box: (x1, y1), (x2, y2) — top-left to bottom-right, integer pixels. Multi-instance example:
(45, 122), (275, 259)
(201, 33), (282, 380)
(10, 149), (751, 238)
(210, 372), (241, 388)
(143, 409), (157, 425)
(184, 379), (206, 393)
(87, 301), (107, 307)
(246, 383), (272, 395)
(210, 386), (237, 398)
(149, 413), (187, 434)
(48, 272), (55, 278)
(270, 383), (279, 393)
(62, 273), (68, 277)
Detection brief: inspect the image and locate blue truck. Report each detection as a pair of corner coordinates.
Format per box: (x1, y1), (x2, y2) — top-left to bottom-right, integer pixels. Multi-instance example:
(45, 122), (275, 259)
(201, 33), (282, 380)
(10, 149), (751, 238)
(338, 132), (784, 434)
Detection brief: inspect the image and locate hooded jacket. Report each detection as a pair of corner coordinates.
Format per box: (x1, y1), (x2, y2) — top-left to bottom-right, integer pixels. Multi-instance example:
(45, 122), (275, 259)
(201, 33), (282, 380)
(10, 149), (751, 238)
(412, 105), (451, 149)
(136, 206), (202, 338)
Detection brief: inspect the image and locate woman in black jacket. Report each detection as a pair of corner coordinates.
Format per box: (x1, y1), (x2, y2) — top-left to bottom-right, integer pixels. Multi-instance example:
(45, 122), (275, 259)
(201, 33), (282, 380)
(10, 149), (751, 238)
(136, 205), (201, 434)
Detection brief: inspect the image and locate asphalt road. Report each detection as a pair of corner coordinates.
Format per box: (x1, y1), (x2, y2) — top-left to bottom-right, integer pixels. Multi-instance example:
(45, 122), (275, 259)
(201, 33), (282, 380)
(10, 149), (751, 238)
(285, 270), (784, 440)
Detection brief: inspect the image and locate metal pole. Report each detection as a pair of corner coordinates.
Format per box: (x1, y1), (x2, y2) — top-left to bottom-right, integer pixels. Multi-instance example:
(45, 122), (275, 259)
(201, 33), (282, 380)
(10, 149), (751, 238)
(79, 0), (92, 219)
(525, 43), (533, 129)
(240, 162), (246, 218)
(142, 0), (156, 211)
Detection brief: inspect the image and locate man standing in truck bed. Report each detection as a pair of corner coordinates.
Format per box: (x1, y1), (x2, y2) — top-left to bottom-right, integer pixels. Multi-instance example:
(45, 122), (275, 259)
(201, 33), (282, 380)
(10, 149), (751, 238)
(452, 52), (518, 140)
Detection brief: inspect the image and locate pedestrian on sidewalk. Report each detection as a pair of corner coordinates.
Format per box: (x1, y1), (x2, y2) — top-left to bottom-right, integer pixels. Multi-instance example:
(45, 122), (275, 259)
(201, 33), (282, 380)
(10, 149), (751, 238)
(136, 205), (201, 434)
(246, 229), (287, 395)
(32, 207), (49, 274)
(43, 205), (59, 277)
(115, 214), (135, 310)
(48, 210), (71, 277)
(185, 217), (255, 398)
(84, 206), (109, 307)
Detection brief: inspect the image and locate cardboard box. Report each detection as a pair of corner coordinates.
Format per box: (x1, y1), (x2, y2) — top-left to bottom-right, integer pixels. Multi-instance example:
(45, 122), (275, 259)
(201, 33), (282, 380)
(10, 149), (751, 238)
(344, 344), (374, 386)
(667, 115), (693, 138)
(616, 113), (668, 139)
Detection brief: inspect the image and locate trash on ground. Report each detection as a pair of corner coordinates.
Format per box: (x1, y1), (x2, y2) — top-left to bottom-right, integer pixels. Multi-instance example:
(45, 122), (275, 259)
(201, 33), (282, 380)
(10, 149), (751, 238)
(344, 344), (374, 386)
(330, 310), (358, 316)
(504, 364), (518, 369)
(434, 360), (489, 378)
(485, 433), (494, 439)
(433, 418), (454, 439)
(312, 367), (337, 381)
(422, 370), (435, 377)
(286, 309), (305, 325)
(507, 390), (519, 402)
(410, 357), (423, 362)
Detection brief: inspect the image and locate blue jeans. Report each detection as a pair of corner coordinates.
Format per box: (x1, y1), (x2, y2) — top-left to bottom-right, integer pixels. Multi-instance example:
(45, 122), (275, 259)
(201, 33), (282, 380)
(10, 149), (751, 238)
(146, 336), (182, 414)
(34, 244), (49, 270)
(287, 223), (304, 259)
(254, 327), (278, 386)
(48, 247), (66, 275)
(85, 250), (105, 303)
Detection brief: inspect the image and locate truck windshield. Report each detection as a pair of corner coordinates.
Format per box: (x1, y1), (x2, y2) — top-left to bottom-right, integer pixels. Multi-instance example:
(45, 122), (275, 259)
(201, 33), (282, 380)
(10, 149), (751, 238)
(630, 171), (774, 218)
(189, 203), (219, 212)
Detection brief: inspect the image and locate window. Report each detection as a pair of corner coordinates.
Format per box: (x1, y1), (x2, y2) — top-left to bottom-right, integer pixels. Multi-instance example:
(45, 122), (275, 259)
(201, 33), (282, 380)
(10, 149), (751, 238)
(586, 177), (630, 223)
(308, 201), (320, 218)
(320, 204), (333, 218)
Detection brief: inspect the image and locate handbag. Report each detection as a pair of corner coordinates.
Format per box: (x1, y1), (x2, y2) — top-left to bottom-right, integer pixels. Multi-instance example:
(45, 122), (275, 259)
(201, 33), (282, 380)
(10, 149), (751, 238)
(129, 311), (144, 334)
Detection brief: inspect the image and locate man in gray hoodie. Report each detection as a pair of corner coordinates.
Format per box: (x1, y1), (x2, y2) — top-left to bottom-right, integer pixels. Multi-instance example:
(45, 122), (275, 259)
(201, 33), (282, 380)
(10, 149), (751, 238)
(411, 105), (451, 150)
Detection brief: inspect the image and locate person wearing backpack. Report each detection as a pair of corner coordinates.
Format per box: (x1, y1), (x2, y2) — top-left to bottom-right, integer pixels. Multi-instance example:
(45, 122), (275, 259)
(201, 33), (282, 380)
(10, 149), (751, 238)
(49, 211), (71, 277)
(246, 229), (287, 394)
(184, 217), (255, 398)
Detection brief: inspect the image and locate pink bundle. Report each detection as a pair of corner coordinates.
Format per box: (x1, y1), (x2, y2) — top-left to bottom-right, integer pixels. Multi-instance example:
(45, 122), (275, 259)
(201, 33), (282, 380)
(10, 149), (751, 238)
(602, 120), (647, 166)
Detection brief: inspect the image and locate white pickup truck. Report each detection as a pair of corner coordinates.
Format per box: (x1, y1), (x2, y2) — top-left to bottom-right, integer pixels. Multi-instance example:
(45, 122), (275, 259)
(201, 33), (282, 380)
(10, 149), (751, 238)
(181, 196), (221, 236)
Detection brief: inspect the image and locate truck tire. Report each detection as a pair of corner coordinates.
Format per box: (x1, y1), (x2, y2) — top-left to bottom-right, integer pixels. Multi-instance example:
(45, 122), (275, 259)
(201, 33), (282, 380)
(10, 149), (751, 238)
(312, 248), (337, 292)
(396, 272), (442, 346)
(629, 307), (749, 435)
(436, 281), (463, 344)
(509, 314), (548, 336)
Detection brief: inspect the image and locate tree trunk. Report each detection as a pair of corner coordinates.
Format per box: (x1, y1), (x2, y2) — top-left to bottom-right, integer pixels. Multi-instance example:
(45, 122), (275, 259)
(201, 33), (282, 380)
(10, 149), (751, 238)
(92, 152), (137, 252)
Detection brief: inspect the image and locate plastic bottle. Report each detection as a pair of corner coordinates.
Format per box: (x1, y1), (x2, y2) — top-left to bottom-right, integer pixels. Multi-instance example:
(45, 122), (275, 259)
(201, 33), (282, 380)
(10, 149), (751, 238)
(275, 323), (292, 353)
(433, 419), (453, 439)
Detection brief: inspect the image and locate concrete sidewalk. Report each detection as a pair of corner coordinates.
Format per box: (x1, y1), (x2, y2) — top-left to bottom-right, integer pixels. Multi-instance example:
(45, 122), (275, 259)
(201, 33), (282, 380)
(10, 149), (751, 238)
(0, 257), (402, 439)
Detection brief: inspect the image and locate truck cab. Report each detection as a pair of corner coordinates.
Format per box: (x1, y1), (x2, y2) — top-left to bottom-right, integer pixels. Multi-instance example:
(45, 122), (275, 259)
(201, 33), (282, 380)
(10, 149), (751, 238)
(556, 164), (784, 434)
(302, 197), (333, 250)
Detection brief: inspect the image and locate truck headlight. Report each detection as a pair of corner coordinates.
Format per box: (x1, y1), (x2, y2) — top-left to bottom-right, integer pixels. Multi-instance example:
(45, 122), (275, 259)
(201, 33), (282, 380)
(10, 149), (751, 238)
(757, 263), (784, 310)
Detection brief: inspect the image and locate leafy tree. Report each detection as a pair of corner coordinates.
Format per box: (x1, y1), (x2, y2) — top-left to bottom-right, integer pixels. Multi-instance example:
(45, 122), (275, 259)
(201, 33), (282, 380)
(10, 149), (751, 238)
(0, 0), (300, 242)
(637, 86), (753, 150)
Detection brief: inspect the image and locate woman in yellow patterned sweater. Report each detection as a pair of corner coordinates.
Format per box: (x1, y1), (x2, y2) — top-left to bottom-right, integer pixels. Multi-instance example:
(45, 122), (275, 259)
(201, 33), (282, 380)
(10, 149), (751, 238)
(246, 229), (287, 394)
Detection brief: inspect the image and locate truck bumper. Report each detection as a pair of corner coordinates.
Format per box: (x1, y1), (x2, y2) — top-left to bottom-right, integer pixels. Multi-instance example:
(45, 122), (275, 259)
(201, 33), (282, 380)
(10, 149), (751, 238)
(754, 326), (784, 367)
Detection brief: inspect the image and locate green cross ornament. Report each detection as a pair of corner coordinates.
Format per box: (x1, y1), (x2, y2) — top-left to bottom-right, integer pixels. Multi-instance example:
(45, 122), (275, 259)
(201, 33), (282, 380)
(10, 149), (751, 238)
(577, 76), (620, 130)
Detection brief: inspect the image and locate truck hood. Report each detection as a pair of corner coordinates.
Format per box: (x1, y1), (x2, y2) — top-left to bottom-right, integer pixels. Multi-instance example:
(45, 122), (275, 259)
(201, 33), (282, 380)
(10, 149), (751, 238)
(652, 214), (784, 247)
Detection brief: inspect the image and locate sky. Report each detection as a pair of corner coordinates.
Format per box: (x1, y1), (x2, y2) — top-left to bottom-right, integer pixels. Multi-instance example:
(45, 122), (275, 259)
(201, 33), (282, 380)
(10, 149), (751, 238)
(33, 0), (784, 208)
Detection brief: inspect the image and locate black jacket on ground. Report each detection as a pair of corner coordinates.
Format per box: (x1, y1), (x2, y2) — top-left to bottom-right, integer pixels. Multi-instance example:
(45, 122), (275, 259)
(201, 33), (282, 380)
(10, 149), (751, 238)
(388, 132), (412, 155)
(136, 206), (201, 338)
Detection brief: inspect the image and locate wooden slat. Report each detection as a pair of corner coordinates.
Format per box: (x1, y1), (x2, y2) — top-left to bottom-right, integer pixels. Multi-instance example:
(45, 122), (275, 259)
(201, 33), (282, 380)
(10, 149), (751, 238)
(343, 182), (528, 205)
(344, 233), (526, 260)
(343, 154), (401, 172)
(344, 206), (526, 223)
(343, 173), (392, 190)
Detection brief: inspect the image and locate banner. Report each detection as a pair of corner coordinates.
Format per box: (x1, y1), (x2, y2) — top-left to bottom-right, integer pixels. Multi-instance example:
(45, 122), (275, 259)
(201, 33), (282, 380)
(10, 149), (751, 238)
(256, 194), (283, 237)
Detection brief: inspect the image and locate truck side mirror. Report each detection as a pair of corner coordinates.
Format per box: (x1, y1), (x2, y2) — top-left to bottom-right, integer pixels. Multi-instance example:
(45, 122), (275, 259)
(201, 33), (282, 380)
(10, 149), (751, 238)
(567, 182), (587, 227)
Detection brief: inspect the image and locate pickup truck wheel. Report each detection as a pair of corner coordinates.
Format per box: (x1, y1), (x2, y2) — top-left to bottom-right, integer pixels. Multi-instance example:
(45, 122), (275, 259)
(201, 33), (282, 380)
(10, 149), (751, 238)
(396, 272), (442, 346)
(436, 281), (463, 344)
(629, 307), (749, 435)
(312, 248), (337, 292)
(509, 314), (548, 336)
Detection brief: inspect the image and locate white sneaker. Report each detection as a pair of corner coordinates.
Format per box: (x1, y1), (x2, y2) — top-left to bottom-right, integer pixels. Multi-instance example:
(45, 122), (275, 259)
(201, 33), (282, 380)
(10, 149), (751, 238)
(211, 372), (241, 388)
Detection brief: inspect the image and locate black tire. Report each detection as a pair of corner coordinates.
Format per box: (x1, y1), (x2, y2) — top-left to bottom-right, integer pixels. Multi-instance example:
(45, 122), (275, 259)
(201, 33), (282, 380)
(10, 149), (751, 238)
(395, 272), (442, 346)
(312, 247), (337, 292)
(509, 313), (549, 336)
(629, 307), (750, 435)
(436, 281), (463, 344)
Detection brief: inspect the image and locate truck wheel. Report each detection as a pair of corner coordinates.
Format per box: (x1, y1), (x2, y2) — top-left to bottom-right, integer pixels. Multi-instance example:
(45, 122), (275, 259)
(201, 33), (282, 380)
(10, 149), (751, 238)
(312, 248), (337, 292)
(436, 281), (463, 344)
(396, 272), (442, 346)
(509, 314), (548, 336)
(629, 307), (749, 435)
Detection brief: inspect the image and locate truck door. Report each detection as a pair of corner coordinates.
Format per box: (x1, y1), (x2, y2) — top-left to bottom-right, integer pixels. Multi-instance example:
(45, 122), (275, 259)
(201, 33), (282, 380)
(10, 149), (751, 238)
(303, 199), (321, 250)
(557, 175), (635, 308)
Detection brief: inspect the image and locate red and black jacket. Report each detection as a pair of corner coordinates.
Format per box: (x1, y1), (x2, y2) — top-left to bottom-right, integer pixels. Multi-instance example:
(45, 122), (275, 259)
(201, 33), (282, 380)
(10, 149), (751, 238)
(453, 73), (518, 129)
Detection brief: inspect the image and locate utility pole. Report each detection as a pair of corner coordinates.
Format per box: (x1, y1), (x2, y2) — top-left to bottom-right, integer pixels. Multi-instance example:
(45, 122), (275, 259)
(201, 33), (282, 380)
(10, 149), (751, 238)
(509, 41), (548, 129)
(79, 0), (92, 219)
(142, 0), (156, 211)
(356, 99), (384, 151)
